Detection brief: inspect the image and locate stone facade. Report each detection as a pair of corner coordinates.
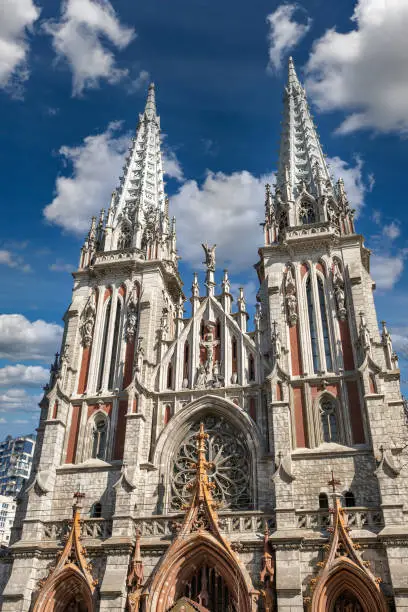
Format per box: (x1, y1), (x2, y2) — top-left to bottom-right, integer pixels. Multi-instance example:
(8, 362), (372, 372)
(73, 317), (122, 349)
(1, 62), (408, 611)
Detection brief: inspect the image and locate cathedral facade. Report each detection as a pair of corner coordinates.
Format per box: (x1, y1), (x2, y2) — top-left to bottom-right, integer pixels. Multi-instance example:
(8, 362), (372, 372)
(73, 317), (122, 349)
(1, 59), (408, 611)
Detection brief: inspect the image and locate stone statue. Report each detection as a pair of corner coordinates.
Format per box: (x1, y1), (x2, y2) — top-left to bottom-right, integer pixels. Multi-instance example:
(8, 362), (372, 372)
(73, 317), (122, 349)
(202, 243), (216, 271)
(195, 364), (206, 389)
(80, 290), (97, 347)
(359, 313), (371, 353)
(125, 300), (138, 342)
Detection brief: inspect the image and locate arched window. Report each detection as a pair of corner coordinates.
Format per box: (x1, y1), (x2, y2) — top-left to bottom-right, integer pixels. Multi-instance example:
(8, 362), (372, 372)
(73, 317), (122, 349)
(319, 492), (329, 509)
(317, 277), (333, 371)
(320, 397), (338, 443)
(92, 417), (108, 460)
(90, 502), (102, 518)
(299, 200), (316, 224)
(183, 342), (189, 383)
(369, 373), (377, 394)
(306, 277), (319, 372)
(108, 298), (122, 390)
(117, 224), (132, 249)
(248, 354), (255, 381)
(232, 336), (238, 376)
(249, 397), (256, 422)
(344, 490), (356, 507)
(164, 404), (172, 425)
(216, 318), (221, 339)
(167, 362), (173, 389)
(200, 319), (205, 339)
(97, 298), (111, 390)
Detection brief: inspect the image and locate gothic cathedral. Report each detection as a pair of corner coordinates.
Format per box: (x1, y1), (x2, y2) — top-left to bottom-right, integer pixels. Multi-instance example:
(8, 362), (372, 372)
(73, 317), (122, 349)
(1, 58), (407, 612)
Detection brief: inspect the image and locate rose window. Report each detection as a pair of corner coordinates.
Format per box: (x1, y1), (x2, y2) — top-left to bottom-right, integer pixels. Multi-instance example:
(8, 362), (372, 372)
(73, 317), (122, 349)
(170, 415), (252, 511)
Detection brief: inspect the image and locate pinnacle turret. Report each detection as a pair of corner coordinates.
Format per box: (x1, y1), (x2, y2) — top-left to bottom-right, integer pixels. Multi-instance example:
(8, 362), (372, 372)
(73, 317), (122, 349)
(143, 82), (157, 120)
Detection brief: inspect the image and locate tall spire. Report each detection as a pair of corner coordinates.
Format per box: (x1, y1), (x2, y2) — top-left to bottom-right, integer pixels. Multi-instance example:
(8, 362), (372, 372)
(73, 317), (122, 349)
(96, 82), (178, 264)
(276, 56), (332, 201)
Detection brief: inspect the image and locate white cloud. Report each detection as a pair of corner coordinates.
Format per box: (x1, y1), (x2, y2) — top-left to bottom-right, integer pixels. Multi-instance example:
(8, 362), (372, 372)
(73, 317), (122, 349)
(0, 365), (49, 387)
(383, 222), (401, 241)
(0, 389), (40, 413)
(171, 169), (274, 272)
(0, 315), (63, 361)
(44, 122), (129, 234)
(128, 69), (150, 93)
(44, 123), (185, 234)
(306, 0), (408, 134)
(266, 4), (311, 72)
(0, 418), (6, 424)
(43, 0), (135, 96)
(0, 249), (31, 272)
(0, 0), (40, 92)
(163, 149), (184, 182)
(371, 254), (405, 290)
(49, 259), (75, 272)
(327, 155), (367, 214)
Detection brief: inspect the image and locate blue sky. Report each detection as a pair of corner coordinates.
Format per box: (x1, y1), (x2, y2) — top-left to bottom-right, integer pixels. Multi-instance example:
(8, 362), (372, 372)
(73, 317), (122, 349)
(1, 0), (408, 438)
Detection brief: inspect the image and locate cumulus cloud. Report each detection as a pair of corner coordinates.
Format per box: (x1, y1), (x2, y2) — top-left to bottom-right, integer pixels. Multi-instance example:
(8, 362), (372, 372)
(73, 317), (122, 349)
(44, 121), (129, 234)
(128, 69), (150, 93)
(306, 0), (408, 134)
(171, 170), (274, 272)
(0, 249), (31, 272)
(327, 155), (367, 214)
(0, 0), (40, 92)
(266, 4), (311, 72)
(43, 0), (135, 96)
(0, 389), (40, 413)
(44, 123), (184, 234)
(0, 365), (49, 387)
(0, 315), (63, 361)
(371, 254), (405, 291)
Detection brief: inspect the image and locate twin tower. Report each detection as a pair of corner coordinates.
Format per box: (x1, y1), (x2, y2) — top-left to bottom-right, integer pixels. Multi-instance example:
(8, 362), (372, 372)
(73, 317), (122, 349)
(1, 59), (407, 612)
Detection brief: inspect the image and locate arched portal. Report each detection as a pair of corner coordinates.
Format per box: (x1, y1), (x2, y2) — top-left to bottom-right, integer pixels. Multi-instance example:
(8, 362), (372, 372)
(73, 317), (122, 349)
(146, 533), (254, 612)
(311, 561), (388, 612)
(33, 567), (94, 612)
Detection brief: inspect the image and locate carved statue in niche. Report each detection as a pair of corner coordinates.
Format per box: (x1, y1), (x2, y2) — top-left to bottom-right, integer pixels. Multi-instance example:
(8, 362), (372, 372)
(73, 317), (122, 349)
(195, 322), (224, 389)
(285, 268), (298, 326)
(134, 337), (144, 373)
(201, 242), (216, 271)
(80, 289), (97, 347)
(271, 321), (281, 361)
(160, 308), (169, 341)
(359, 312), (371, 354)
(333, 260), (347, 320)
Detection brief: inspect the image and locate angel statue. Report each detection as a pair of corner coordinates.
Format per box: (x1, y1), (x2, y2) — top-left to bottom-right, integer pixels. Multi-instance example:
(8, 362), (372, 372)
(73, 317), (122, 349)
(202, 243), (216, 271)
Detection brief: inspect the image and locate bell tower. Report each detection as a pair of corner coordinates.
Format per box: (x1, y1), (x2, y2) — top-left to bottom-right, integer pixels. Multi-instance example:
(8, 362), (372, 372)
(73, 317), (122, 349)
(257, 57), (408, 610)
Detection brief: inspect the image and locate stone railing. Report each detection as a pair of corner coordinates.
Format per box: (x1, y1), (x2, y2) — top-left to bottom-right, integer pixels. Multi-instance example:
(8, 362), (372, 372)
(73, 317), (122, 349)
(295, 507), (383, 532)
(42, 518), (112, 541)
(284, 221), (340, 241)
(134, 511), (276, 539)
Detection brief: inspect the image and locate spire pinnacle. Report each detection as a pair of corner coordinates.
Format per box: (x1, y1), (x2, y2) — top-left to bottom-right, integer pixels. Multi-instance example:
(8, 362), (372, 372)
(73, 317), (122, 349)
(287, 56), (300, 89)
(144, 82), (157, 120)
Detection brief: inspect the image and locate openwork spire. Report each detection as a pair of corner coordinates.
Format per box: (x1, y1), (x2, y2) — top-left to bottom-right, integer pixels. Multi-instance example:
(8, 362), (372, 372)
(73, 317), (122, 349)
(276, 56), (331, 201)
(305, 473), (388, 612)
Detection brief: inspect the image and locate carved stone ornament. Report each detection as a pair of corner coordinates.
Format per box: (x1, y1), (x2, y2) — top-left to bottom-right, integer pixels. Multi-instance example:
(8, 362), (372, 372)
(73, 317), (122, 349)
(333, 261), (347, 320)
(285, 267), (298, 326)
(359, 312), (371, 354)
(201, 242), (216, 271)
(79, 290), (97, 347)
(125, 300), (138, 342)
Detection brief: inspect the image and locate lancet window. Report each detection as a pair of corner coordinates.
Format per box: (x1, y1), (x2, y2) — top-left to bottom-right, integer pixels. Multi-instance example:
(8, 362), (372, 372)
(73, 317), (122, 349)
(91, 416), (108, 460)
(108, 298), (122, 390)
(299, 199), (316, 224)
(306, 277), (320, 372)
(319, 492), (329, 509)
(97, 298), (111, 391)
(320, 397), (339, 443)
(117, 223), (132, 249)
(170, 415), (252, 511)
(317, 276), (333, 371)
(182, 565), (236, 612)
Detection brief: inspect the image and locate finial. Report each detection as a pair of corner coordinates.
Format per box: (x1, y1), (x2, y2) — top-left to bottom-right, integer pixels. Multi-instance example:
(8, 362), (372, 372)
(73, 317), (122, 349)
(287, 55), (300, 88)
(144, 82), (157, 119)
(192, 272), (199, 298)
(221, 269), (230, 294)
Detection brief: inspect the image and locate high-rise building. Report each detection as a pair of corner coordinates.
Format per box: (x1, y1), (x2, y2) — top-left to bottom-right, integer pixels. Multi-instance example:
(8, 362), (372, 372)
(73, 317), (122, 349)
(0, 434), (36, 497)
(0, 496), (17, 547)
(1, 60), (407, 612)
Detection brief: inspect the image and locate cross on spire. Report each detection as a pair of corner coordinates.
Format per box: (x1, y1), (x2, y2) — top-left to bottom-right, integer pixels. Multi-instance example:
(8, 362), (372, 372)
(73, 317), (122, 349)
(328, 470), (341, 493)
